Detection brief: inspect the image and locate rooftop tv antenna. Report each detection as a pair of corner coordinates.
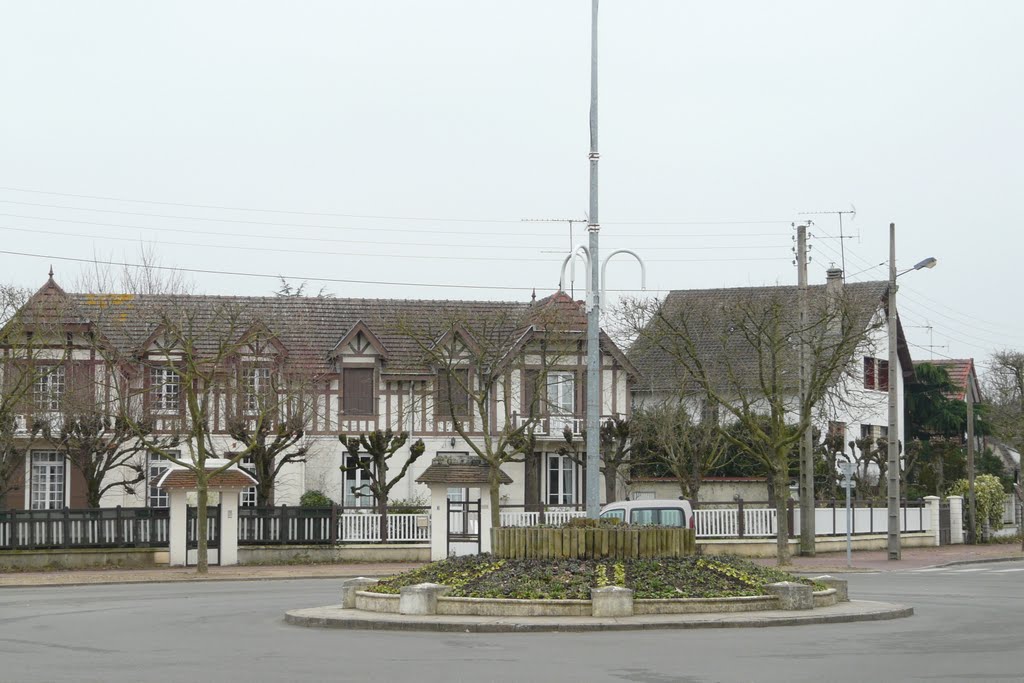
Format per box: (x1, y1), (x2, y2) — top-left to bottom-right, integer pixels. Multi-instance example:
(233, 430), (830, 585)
(521, 217), (586, 296)
(798, 205), (856, 280)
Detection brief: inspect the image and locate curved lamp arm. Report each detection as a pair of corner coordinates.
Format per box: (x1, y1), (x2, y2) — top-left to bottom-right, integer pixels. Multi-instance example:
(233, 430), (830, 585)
(600, 249), (646, 307)
(558, 246), (591, 295)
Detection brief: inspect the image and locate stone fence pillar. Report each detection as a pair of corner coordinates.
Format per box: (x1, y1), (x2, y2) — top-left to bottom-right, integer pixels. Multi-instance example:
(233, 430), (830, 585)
(948, 495), (964, 544)
(923, 496), (941, 547)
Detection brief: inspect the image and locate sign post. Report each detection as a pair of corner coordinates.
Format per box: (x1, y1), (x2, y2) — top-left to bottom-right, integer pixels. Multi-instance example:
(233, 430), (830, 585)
(840, 461), (855, 568)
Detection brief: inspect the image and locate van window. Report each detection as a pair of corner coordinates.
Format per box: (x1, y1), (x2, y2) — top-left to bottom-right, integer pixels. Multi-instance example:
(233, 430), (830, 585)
(659, 508), (684, 527)
(629, 507), (686, 526)
(600, 509), (625, 522)
(631, 508), (658, 525)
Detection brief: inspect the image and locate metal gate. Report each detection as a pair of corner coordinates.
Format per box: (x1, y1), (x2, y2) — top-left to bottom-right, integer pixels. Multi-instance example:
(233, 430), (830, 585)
(447, 499), (481, 557)
(186, 505), (221, 566)
(938, 502), (951, 546)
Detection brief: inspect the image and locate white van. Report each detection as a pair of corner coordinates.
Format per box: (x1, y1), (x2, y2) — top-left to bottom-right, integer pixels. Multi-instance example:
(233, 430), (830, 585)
(599, 499), (695, 529)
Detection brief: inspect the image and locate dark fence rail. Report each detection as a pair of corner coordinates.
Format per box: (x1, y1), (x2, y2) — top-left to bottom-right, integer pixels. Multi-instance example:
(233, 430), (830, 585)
(0, 507), (170, 551)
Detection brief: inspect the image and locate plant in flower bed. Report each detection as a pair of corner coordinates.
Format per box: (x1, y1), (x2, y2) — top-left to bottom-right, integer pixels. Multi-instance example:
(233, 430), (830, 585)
(368, 553), (822, 600)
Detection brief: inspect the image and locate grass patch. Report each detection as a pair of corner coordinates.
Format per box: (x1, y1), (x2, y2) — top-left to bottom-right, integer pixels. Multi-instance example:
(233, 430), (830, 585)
(370, 553), (821, 600)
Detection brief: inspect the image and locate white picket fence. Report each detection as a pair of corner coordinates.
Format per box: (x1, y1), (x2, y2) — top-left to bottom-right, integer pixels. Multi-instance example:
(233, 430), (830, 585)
(498, 510), (587, 527)
(693, 503), (929, 539)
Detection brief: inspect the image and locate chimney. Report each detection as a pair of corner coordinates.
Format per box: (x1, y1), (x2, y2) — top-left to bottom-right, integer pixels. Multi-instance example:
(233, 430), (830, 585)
(825, 266), (844, 334)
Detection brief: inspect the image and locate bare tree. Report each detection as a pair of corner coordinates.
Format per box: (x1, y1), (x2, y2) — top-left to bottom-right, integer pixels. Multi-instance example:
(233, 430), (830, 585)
(623, 283), (883, 565)
(339, 429), (426, 542)
(396, 300), (572, 529)
(631, 402), (729, 502)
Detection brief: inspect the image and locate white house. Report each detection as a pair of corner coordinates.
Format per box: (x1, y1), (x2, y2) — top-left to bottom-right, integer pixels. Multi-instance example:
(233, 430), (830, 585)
(0, 277), (636, 512)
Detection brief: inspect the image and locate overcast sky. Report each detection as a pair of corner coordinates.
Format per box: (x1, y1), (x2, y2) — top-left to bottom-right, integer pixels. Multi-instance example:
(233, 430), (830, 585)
(1, 1), (1021, 370)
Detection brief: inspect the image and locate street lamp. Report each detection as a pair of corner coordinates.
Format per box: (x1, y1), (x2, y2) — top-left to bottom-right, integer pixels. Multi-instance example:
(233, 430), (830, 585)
(888, 223), (937, 560)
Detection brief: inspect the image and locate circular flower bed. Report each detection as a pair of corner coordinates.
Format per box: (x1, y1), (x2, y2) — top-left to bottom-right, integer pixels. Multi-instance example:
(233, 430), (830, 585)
(368, 553), (822, 600)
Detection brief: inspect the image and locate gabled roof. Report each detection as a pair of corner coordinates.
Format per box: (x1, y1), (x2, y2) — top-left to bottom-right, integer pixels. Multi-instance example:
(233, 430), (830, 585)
(328, 320), (388, 359)
(9, 281), (633, 379)
(914, 358), (980, 402)
(628, 279), (906, 394)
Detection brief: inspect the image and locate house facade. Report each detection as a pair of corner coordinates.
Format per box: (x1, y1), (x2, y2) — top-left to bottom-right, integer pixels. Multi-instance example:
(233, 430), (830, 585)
(0, 277), (635, 512)
(627, 267), (915, 493)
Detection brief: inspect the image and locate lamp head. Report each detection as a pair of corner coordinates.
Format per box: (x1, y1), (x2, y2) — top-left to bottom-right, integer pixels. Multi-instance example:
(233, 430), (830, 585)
(913, 257), (937, 271)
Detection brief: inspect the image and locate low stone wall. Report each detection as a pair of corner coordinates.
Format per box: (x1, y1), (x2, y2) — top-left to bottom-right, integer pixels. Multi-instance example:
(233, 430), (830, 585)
(0, 548), (163, 571)
(238, 544), (430, 565)
(492, 527), (696, 560)
(352, 585), (840, 617)
(700, 532), (934, 558)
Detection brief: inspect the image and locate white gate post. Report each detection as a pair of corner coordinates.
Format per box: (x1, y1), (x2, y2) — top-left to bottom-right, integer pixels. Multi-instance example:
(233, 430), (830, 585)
(948, 495), (964, 544)
(428, 484), (448, 561)
(479, 494), (492, 554)
(923, 496), (941, 547)
(168, 489), (188, 567)
(219, 488), (241, 566)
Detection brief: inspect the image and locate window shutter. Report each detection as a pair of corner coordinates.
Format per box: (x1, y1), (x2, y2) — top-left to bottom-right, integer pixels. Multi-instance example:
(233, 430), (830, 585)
(343, 368), (374, 415)
(878, 360), (889, 391)
(864, 357), (876, 390)
(523, 370), (540, 416)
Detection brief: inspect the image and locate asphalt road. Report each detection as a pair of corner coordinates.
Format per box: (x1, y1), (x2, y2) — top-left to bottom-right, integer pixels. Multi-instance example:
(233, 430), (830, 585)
(1, 561), (1022, 683)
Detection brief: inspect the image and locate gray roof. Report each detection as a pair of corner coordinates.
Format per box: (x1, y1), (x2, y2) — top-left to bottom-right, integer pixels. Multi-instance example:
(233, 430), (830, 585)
(628, 280), (902, 394)
(18, 280), (622, 378)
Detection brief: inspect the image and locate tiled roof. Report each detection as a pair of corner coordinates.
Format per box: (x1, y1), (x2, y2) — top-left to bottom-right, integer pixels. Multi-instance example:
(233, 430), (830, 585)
(628, 281), (895, 393)
(157, 467), (258, 490)
(416, 454), (513, 485)
(914, 358), (977, 402)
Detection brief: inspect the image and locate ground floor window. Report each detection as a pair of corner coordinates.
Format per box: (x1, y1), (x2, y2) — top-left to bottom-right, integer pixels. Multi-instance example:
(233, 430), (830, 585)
(30, 451), (65, 510)
(147, 452), (174, 508)
(546, 452), (578, 506)
(239, 456), (258, 507)
(343, 454), (374, 508)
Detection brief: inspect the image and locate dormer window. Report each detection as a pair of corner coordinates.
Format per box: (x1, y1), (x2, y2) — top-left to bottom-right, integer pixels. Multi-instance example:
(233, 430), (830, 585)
(150, 367), (180, 412)
(243, 367), (272, 413)
(33, 366), (65, 411)
(436, 369), (470, 417)
(343, 368), (374, 415)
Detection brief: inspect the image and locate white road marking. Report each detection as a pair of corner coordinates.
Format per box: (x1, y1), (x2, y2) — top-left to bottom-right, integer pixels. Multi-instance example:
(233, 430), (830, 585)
(992, 567), (1024, 573)
(949, 568), (990, 573)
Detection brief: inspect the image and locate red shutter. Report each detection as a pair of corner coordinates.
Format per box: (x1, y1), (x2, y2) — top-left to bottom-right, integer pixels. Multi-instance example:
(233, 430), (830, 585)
(864, 357), (876, 390)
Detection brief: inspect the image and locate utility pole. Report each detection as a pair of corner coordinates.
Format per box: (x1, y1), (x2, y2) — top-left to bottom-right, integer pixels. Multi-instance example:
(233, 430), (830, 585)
(967, 394), (977, 544)
(585, 0), (601, 519)
(796, 224), (815, 555)
(887, 223), (901, 560)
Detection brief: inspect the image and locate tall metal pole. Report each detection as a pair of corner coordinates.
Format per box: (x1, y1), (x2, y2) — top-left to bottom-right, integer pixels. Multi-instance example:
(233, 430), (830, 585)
(797, 225), (815, 555)
(967, 394), (977, 543)
(585, 0), (601, 518)
(887, 223), (901, 560)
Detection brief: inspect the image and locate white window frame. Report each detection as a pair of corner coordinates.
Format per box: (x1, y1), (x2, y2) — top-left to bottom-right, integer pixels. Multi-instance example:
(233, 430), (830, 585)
(546, 372), (575, 433)
(343, 454), (374, 509)
(240, 455), (258, 507)
(546, 452), (577, 506)
(243, 367), (272, 414)
(150, 367), (180, 412)
(147, 452), (174, 508)
(29, 451), (65, 510)
(33, 365), (65, 412)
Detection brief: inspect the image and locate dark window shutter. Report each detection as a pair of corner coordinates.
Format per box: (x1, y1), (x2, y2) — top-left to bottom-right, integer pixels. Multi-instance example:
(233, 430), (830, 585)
(878, 360), (889, 391)
(523, 370), (540, 416)
(343, 368), (374, 415)
(864, 357), (876, 390)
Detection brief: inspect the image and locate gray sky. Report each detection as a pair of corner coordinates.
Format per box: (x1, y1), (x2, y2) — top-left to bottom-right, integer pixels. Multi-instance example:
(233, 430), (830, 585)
(1, 1), (1021, 370)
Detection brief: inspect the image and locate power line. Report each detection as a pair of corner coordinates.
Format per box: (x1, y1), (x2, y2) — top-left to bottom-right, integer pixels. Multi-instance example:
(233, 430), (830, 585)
(0, 199), (793, 240)
(0, 224), (792, 263)
(0, 186), (794, 227)
(0, 213), (791, 251)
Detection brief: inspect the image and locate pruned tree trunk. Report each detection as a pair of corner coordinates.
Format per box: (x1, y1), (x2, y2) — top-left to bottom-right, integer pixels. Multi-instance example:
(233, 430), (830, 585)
(196, 483), (209, 575)
(773, 467), (791, 566)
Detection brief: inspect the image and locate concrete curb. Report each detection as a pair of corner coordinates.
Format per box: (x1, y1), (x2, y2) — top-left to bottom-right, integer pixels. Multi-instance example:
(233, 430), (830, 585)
(283, 600), (913, 632)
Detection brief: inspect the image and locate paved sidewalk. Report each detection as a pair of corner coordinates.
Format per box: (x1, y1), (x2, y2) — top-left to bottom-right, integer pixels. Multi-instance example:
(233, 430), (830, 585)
(752, 542), (1024, 573)
(2, 544), (1021, 588)
(0, 562), (424, 588)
